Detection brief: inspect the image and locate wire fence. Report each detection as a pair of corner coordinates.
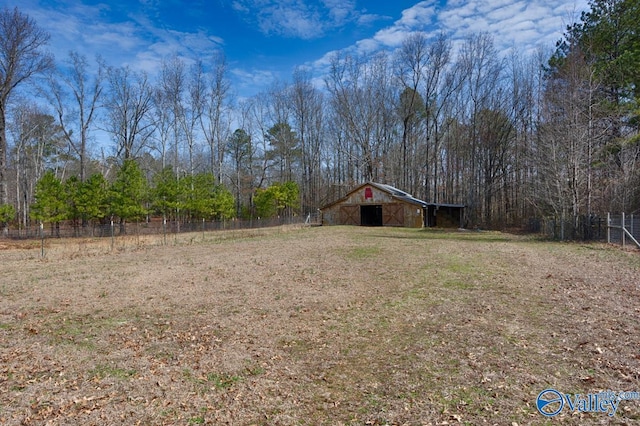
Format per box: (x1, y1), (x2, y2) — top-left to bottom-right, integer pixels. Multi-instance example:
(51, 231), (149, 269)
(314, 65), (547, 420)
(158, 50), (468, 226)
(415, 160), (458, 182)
(607, 213), (640, 249)
(1, 212), (322, 242)
(527, 215), (606, 241)
(527, 213), (640, 249)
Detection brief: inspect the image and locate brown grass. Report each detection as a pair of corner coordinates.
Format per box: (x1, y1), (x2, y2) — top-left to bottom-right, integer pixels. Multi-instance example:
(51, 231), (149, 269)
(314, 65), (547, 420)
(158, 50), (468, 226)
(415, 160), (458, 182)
(0, 225), (639, 425)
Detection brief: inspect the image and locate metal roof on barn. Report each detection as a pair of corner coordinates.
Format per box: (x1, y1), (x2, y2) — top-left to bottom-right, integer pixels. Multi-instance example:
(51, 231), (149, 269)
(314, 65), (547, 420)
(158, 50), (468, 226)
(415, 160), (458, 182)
(368, 182), (428, 207)
(320, 182), (465, 210)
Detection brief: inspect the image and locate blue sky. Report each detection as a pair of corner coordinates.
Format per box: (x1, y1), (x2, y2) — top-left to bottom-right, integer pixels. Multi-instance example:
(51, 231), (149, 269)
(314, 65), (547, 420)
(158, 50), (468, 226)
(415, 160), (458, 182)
(4, 0), (589, 98)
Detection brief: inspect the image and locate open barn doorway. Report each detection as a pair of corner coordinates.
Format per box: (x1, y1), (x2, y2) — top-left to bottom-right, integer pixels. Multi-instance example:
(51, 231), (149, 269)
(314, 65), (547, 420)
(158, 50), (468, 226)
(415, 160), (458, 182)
(361, 205), (383, 226)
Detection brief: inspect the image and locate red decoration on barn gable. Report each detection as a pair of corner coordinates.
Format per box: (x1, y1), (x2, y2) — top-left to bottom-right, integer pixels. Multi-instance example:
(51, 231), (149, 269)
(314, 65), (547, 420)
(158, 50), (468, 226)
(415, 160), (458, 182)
(364, 187), (373, 200)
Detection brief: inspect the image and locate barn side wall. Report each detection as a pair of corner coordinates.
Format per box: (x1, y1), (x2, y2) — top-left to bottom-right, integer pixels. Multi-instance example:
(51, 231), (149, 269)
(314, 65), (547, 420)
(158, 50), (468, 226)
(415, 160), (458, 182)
(403, 205), (424, 228)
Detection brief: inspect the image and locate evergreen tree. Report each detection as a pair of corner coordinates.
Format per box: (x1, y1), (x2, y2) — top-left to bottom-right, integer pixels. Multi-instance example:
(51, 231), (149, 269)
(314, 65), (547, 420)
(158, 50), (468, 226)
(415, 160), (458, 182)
(0, 204), (14, 228)
(211, 185), (235, 221)
(182, 172), (235, 220)
(64, 176), (82, 228)
(65, 173), (108, 228)
(254, 181), (299, 218)
(151, 166), (180, 220)
(31, 171), (66, 235)
(109, 159), (148, 228)
(570, 0), (639, 99)
(549, 0), (640, 213)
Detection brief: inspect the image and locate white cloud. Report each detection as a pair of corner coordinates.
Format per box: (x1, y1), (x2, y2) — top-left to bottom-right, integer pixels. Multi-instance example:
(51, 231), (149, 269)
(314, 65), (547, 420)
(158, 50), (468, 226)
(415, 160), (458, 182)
(373, 27), (411, 48)
(231, 1), (250, 13)
(11, 0), (593, 100)
(87, 23), (143, 53)
(13, 0), (226, 76)
(311, 49), (339, 71)
(20, 2), (115, 59)
(484, 2), (527, 22)
(231, 67), (279, 94)
(341, 1), (437, 55)
(232, 0), (361, 39)
(303, 0), (591, 95)
(322, 0), (356, 25)
(431, 0), (589, 56)
(357, 13), (388, 26)
(476, 0), (520, 15)
(355, 38), (381, 54)
(307, 1), (437, 73)
(397, 1), (437, 28)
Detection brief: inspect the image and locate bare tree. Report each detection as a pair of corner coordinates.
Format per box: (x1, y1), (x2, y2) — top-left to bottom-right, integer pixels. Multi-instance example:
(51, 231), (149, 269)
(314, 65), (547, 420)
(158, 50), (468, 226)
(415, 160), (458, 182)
(226, 126), (252, 216)
(535, 45), (601, 238)
(457, 33), (504, 224)
(158, 56), (186, 175)
(476, 101), (514, 226)
(0, 7), (53, 225)
(9, 104), (63, 230)
(394, 32), (428, 191)
(247, 92), (273, 190)
(291, 68), (325, 211)
(236, 99), (259, 210)
(506, 49), (548, 224)
(199, 52), (231, 182)
(325, 52), (395, 182)
(44, 51), (103, 182)
(422, 34), (459, 203)
(182, 60), (205, 176)
(104, 65), (155, 161)
(151, 85), (172, 169)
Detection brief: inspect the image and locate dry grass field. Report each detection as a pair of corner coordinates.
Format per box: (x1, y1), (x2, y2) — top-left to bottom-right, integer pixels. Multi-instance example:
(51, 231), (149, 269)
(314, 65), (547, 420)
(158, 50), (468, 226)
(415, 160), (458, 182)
(0, 225), (639, 425)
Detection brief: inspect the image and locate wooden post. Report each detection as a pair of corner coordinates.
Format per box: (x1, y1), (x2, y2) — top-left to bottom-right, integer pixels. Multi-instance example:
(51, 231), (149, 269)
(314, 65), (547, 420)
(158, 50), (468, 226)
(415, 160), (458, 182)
(607, 212), (611, 244)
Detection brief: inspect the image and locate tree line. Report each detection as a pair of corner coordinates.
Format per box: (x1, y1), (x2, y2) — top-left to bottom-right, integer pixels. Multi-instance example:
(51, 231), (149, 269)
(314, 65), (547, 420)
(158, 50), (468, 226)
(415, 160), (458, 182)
(0, 0), (638, 237)
(22, 160), (299, 234)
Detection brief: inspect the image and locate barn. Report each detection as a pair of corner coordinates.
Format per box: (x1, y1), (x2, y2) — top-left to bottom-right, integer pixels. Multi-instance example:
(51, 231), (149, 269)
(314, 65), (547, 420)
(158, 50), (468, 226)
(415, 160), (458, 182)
(320, 182), (465, 228)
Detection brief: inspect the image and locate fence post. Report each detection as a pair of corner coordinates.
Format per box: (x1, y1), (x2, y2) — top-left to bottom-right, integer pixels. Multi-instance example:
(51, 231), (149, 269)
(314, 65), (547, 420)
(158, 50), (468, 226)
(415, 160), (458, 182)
(40, 222), (44, 258)
(622, 212), (626, 248)
(163, 216), (167, 246)
(607, 212), (611, 244)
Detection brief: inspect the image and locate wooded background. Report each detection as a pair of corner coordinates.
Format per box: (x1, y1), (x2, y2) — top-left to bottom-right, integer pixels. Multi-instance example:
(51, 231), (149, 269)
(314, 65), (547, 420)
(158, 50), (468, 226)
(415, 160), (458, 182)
(0, 0), (638, 237)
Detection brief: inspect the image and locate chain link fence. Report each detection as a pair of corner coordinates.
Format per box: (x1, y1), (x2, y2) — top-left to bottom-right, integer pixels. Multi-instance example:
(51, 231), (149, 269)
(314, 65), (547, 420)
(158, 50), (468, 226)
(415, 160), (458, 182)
(527, 213), (640, 249)
(607, 213), (640, 249)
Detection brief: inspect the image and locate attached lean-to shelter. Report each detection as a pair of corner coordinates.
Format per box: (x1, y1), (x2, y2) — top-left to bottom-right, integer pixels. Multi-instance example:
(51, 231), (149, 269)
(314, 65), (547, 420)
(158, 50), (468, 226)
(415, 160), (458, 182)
(320, 182), (465, 228)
